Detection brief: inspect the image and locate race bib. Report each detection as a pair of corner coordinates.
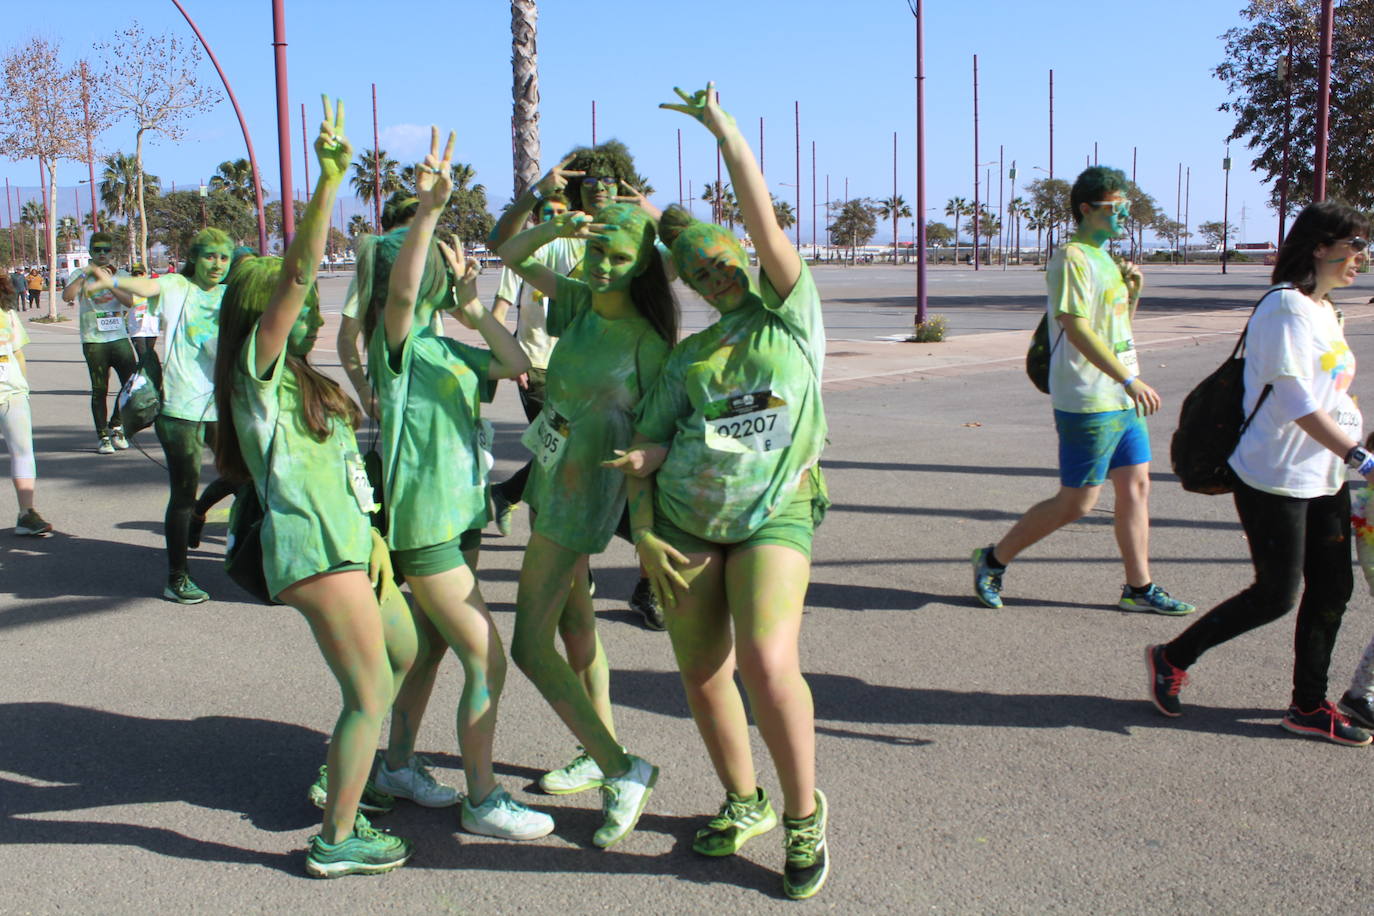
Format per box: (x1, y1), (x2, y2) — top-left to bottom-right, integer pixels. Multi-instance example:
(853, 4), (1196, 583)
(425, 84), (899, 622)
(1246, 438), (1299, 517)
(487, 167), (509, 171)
(1334, 395), (1362, 440)
(476, 418), (495, 475)
(0, 355), (8, 383)
(703, 390), (792, 454)
(97, 313), (124, 332)
(520, 408), (570, 469)
(1114, 339), (1139, 375)
(345, 452), (379, 514)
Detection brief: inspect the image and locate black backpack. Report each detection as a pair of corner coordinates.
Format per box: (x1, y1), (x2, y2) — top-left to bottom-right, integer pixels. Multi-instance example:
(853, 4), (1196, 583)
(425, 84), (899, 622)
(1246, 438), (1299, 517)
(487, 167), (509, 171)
(1026, 314), (1064, 394)
(1170, 289), (1283, 494)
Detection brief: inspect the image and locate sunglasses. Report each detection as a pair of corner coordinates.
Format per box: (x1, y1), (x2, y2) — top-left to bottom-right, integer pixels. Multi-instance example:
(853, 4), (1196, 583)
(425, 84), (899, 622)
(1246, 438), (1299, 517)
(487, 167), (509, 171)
(1091, 200), (1131, 217)
(91, 246), (113, 253)
(1334, 236), (1369, 253)
(581, 176), (618, 188)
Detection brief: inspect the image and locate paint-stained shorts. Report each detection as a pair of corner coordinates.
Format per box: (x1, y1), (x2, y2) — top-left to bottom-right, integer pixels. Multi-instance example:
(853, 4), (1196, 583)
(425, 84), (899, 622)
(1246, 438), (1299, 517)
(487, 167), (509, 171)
(392, 529), (482, 577)
(654, 474), (819, 560)
(1054, 407), (1150, 488)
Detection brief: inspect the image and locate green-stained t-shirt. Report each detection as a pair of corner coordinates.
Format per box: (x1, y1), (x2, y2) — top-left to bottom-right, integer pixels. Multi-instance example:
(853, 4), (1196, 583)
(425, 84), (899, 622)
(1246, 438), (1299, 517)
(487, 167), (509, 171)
(68, 268), (130, 343)
(1047, 242), (1135, 414)
(0, 309), (30, 402)
(151, 273), (225, 422)
(370, 320), (493, 551)
(232, 326), (373, 599)
(636, 261), (826, 542)
(523, 275), (670, 554)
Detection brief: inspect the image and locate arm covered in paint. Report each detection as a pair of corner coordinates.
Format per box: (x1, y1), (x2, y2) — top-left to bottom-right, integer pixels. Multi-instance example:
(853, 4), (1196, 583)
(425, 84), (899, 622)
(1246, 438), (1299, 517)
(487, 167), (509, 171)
(1055, 312), (1160, 416)
(255, 95), (351, 376)
(337, 311), (378, 420)
(434, 236), (529, 380)
(385, 126), (455, 358)
(625, 462), (688, 608)
(497, 213), (602, 299)
(79, 264), (161, 300)
(489, 154), (583, 248)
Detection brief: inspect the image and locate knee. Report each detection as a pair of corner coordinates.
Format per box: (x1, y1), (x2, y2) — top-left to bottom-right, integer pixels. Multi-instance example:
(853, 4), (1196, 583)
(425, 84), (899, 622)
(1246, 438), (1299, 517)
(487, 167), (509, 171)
(735, 646), (805, 705)
(509, 630), (545, 677)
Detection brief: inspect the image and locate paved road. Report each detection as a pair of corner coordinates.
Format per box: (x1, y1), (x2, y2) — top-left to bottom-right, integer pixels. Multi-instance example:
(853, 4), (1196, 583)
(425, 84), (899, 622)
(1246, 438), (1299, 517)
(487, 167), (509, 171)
(4, 263), (1373, 914)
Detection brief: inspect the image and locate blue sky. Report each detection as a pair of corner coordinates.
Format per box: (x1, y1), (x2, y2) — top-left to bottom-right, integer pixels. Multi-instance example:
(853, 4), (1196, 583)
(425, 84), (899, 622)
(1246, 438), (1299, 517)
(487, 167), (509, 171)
(13, 1), (1282, 246)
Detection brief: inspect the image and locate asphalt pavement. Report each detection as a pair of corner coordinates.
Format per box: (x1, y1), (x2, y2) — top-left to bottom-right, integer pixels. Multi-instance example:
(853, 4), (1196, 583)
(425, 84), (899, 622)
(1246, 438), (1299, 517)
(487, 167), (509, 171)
(4, 261), (1373, 914)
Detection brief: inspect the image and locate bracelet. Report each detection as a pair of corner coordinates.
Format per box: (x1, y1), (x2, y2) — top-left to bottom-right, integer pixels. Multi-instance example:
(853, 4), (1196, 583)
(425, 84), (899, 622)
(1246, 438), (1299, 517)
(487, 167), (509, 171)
(1120, 376), (1136, 387)
(1346, 446), (1374, 474)
(111, 276), (120, 290)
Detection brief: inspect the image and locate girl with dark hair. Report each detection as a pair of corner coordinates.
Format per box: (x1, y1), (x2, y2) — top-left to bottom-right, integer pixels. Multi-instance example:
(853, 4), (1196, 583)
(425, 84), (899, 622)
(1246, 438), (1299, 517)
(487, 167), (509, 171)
(497, 185), (676, 849)
(211, 97), (413, 877)
(608, 83), (830, 899)
(1148, 200), (1374, 746)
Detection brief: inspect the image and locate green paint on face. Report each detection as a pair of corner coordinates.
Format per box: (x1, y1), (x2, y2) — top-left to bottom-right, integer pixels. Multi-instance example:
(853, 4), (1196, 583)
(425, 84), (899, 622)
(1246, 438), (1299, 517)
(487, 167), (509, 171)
(287, 301), (324, 356)
(195, 244), (233, 288)
(583, 204), (653, 294)
(676, 226), (752, 311)
(539, 201), (568, 223)
(582, 176), (619, 212)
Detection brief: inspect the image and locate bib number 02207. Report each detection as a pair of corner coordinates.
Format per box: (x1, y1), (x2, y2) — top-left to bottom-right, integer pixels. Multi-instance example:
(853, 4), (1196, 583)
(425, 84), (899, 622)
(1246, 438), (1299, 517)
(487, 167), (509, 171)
(703, 389), (792, 454)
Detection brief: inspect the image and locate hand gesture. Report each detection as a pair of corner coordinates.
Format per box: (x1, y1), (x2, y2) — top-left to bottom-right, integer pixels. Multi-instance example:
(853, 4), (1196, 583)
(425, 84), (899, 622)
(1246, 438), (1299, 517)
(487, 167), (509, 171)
(415, 126), (456, 214)
(549, 211), (607, 240)
(635, 531), (690, 609)
(83, 263), (114, 292)
(615, 181), (649, 208)
(602, 445), (668, 479)
(660, 81), (737, 139)
(1120, 260), (1144, 301)
(314, 95), (353, 181)
(535, 154), (584, 198)
(436, 235), (482, 326)
(368, 528), (393, 591)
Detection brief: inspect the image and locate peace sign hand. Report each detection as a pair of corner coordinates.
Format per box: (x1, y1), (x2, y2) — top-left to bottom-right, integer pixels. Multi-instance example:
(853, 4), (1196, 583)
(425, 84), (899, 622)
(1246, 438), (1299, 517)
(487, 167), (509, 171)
(315, 95), (353, 180)
(660, 81), (736, 139)
(549, 211), (609, 240)
(415, 126), (456, 213)
(535, 154), (584, 198)
(614, 181), (649, 208)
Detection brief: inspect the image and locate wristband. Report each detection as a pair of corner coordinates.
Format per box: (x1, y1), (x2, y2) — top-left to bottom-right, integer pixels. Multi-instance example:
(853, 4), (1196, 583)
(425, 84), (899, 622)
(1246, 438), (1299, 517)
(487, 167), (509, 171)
(1346, 446), (1374, 475)
(1120, 376), (1136, 387)
(111, 276), (120, 290)
(631, 527), (652, 546)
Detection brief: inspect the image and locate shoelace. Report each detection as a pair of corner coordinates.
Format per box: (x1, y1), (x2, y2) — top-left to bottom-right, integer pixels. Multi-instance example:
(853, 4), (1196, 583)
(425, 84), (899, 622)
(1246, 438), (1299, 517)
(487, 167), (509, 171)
(1314, 701), (1355, 733)
(785, 820), (823, 863)
(1163, 665), (1190, 696)
(709, 797), (755, 830)
(407, 755), (440, 788)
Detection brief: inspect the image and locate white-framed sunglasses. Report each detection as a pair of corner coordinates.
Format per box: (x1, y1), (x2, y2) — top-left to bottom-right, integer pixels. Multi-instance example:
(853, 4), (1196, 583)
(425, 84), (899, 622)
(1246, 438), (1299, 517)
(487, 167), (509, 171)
(1091, 200), (1131, 217)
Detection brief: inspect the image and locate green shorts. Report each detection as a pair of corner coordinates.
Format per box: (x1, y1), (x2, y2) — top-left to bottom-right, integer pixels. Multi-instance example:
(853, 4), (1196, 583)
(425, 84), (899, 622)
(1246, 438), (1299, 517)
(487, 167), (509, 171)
(654, 473), (821, 560)
(392, 529), (482, 577)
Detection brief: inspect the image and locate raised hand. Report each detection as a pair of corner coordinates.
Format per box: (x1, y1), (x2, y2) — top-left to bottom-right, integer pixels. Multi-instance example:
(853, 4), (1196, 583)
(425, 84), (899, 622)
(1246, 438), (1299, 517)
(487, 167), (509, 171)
(549, 211), (608, 240)
(82, 263), (114, 292)
(660, 81), (736, 139)
(315, 95), (352, 181)
(615, 181), (649, 208)
(535, 154), (584, 198)
(415, 126), (456, 213)
(436, 234), (482, 327)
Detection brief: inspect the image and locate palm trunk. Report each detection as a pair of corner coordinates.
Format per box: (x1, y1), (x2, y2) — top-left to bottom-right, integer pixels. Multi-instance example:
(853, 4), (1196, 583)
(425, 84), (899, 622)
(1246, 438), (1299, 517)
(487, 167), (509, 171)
(952, 215), (960, 264)
(135, 128), (149, 268)
(510, 0), (541, 198)
(45, 162), (60, 319)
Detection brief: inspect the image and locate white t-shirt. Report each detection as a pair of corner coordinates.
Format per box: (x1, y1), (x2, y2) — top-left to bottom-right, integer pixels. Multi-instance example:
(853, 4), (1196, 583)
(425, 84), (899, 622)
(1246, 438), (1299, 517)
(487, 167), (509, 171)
(495, 236), (585, 370)
(69, 267), (131, 344)
(1230, 285), (1360, 498)
(0, 309), (30, 402)
(1046, 242), (1135, 414)
(340, 277), (445, 336)
(126, 294), (159, 338)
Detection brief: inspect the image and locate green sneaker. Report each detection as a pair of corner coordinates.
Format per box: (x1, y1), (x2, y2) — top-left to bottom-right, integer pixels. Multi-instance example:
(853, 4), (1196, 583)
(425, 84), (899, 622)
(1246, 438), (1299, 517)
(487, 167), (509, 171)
(307, 764), (396, 815)
(163, 572), (208, 605)
(539, 747), (604, 795)
(782, 789), (829, 900)
(692, 786), (778, 856)
(305, 813), (411, 878)
(592, 754), (659, 849)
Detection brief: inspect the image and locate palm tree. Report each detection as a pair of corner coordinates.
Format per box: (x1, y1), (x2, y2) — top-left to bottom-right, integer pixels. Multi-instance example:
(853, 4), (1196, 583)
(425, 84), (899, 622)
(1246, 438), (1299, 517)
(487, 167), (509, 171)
(57, 216), (81, 253)
(1027, 209), (1049, 264)
(1007, 196), (1030, 263)
(209, 158), (256, 206)
(20, 201), (45, 263)
(350, 149), (402, 219)
(772, 197), (796, 232)
(945, 197), (969, 264)
(347, 214), (371, 238)
(511, 0), (540, 197)
(877, 195), (912, 263)
(100, 152), (158, 266)
(701, 181), (739, 229)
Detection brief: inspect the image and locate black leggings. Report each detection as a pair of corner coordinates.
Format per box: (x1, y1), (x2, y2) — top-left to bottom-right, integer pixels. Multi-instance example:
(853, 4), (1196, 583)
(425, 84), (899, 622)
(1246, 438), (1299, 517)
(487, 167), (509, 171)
(155, 415), (235, 574)
(1164, 480), (1353, 709)
(492, 366), (547, 505)
(82, 340), (138, 436)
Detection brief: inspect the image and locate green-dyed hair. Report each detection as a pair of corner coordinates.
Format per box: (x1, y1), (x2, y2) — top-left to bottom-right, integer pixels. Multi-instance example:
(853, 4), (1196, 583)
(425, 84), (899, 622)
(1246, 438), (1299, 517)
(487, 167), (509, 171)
(1069, 166), (1129, 224)
(593, 202), (677, 344)
(564, 140), (639, 212)
(212, 255), (360, 484)
(180, 227), (233, 277)
(353, 226), (452, 347)
(88, 230), (115, 247)
(658, 204), (750, 296)
(539, 189), (570, 210)
(381, 192), (419, 231)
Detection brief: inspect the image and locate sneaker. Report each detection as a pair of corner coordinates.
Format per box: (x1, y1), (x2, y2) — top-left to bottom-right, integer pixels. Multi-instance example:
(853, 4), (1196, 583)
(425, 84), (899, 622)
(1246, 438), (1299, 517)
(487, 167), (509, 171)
(1280, 701), (1373, 747)
(1146, 644), (1188, 717)
(629, 577), (666, 631)
(782, 788), (830, 900)
(374, 755), (460, 808)
(692, 786), (778, 857)
(587, 568), (597, 598)
(163, 571), (209, 605)
(490, 487), (515, 537)
(110, 427), (129, 450)
(461, 787), (555, 840)
(305, 813), (411, 878)
(592, 754), (659, 849)
(15, 508), (53, 537)
(1338, 691), (1374, 731)
(187, 512), (207, 550)
(308, 765), (397, 815)
(970, 546), (1003, 608)
(97, 436), (115, 455)
(1119, 583), (1196, 616)
(539, 747), (604, 795)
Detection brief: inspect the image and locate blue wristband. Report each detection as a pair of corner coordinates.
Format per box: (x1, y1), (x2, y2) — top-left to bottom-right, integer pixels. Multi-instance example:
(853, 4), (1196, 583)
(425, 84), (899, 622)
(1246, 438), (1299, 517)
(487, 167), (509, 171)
(111, 276), (120, 290)
(1121, 376), (1137, 387)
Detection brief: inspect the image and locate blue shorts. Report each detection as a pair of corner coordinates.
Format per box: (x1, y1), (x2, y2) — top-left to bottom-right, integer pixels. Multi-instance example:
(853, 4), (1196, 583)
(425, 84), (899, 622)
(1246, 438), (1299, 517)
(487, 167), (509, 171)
(1054, 408), (1151, 488)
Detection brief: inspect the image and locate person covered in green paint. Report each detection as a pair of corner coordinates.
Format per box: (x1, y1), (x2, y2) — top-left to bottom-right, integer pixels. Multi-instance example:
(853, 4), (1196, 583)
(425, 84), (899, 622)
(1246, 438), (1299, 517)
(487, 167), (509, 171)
(83, 227), (240, 604)
(210, 97), (413, 878)
(368, 126), (553, 840)
(496, 185), (677, 851)
(609, 83), (831, 900)
(63, 230), (136, 455)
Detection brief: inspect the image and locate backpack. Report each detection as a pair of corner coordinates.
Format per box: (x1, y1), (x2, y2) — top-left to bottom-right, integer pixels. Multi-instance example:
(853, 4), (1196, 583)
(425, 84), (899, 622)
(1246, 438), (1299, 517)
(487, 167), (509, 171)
(1170, 289), (1282, 494)
(1026, 313), (1064, 394)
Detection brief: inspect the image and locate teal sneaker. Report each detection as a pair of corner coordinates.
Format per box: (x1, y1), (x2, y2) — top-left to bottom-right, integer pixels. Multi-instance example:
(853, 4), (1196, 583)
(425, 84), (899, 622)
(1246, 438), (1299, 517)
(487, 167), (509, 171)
(1119, 583), (1195, 616)
(307, 765), (396, 815)
(782, 789), (830, 900)
(539, 747), (605, 795)
(461, 787), (555, 840)
(692, 786), (778, 857)
(971, 546), (1004, 608)
(163, 572), (208, 605)
(305, 813), (411, 878)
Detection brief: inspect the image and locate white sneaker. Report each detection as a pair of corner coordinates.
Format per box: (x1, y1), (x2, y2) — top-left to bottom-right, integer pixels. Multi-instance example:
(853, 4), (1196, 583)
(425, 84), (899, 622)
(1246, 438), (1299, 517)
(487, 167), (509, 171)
(592, 754), (659, 849)
(97, 437), (115, 455)
(374, 755), (460, 808)
(110, 427), (129, 450)
(539, 746), (605, 795)
(461, 787), (555, 840)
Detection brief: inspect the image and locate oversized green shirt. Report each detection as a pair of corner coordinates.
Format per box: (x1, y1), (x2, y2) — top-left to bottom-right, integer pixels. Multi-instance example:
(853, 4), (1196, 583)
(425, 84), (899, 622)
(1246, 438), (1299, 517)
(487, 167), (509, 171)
(232, 328), (373, 599)
(152, 274), (225, 422)
(636, 262), (826, 543)
(523, 275), (670, 554)
(370, 320), (493, 551)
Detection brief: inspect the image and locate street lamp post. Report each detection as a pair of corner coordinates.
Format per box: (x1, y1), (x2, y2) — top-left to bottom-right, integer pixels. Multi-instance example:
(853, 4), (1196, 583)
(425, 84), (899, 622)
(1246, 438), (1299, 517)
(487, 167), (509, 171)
(1222, 146), (1231, 275)
(908, 0), (928, 324)
(199, 181), (208, 229)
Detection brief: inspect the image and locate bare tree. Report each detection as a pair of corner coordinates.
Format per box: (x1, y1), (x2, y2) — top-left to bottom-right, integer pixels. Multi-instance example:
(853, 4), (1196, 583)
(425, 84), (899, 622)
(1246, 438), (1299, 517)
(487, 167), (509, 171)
(0, 37), (87, 319)
(95, 22), (220, 266)
(511, 0), (541, 198)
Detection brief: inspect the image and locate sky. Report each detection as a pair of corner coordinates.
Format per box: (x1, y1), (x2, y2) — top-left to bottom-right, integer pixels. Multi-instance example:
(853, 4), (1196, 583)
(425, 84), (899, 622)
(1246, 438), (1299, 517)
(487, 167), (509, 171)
(9, 1), (1286, 248)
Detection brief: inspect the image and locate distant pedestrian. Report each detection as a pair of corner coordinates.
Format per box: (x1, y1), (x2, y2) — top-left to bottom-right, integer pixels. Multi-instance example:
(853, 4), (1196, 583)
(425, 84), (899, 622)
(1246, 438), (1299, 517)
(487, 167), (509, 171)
(25, 270), (41, 309)
(63, 232), (136, 454)
(0, 273), (52, 536)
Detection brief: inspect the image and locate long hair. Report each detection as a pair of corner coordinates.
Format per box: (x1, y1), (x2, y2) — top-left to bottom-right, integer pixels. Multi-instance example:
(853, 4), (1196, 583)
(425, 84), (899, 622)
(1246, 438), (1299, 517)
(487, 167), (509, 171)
(1272, 200), (1370, 296)
(594, 203), (677, 344)
(180, 227), (232, 278)
(354, 227), (452, 347)
(0, 273), (13, 309)
(213, 255), (361, 484)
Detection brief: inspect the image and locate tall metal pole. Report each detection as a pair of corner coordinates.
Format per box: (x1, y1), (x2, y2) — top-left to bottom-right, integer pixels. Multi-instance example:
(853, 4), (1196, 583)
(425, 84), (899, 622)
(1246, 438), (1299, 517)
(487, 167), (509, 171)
(1279, 39), (1293, 247)
(759, 117), (764, 177)
(371, 83), (382, 231)
(811, 140), (817, 250)
(1315, 0), (1334, 201)
(1009, 161), (1017, 265)
(972, 54), (979, 271)
(794, 101), (801, 250)
(1048, 69), (1055, 254)
(1131, 146), (1138, 260)
(998, 144), (1004, 268)
(715, 143), (722, 226)
(74, 186), (82, 238)
(1184, 166), (1191, 265)
(79, 61), (99, 232)
(1175, 163), (1182, 264)
(913, 0), (928, 323)
(1222, 145), (1231, 275)
(591, 100), (597, 146)
(893, 131), (899, 265)
(676, 129), (683, 207)
(825, 174), (831, 259)
(271, 0), (293, 246)
(300, 102), (310, 201)
(5, 179), (17, 262)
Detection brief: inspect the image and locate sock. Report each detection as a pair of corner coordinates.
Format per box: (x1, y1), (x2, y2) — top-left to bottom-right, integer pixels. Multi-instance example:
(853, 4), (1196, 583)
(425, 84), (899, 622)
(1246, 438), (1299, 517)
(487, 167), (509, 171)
(984, 546), (1006, 570)
(1128, 582), (1153, 595)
